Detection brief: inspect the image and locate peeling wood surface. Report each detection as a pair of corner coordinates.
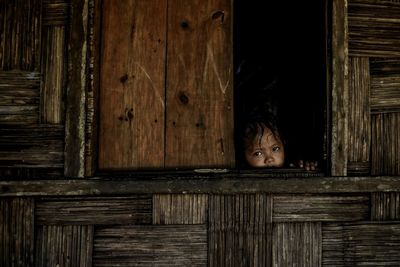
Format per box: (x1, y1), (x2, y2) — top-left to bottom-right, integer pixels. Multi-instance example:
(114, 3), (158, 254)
(165, 0), (235, 168)
(1, 175), (400, 196)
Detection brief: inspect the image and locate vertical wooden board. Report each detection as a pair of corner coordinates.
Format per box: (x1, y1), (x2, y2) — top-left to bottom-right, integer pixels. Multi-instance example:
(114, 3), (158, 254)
(40, 26), (67, 124)
(36, 196), (152, 225)
(153, 194), (208, 224)
(208, 194), (272, 267)
(273, 194), (370, 222)
(0, 198), (35, 267)
(0, 0), (41, 71)
(35, 225), (93, 267)
(99, 0), (167, 169)
(272, 222), (321, 267)
(93, 225), (207, 266)
(323, 222), (400, 266)
(165, 0), (235, 168)
(348, 57), (370, 174)
(371, 113), (400, 175)
(372, 192), (400, 221)
(331, 0), (349, 176)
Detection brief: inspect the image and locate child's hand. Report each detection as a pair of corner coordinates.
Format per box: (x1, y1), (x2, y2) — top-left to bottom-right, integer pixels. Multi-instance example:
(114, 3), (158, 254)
(289, 160), (318, 171)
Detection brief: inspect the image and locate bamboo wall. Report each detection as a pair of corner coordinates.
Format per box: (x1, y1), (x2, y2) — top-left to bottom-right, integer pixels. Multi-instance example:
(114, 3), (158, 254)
(1, 0), (400, 266)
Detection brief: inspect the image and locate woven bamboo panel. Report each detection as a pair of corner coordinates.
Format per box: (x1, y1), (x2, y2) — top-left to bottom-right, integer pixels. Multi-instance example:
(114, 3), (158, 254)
(371, 113), (400, 175)
(0, 0), (41, 71)
(372, 192), (400, 220)
(0, 198), (34, 267)
(370, 58), (400, 113)
(0, 71), (40, 124)
(209, 194), (272, 267)
(323, 222), (400, 266)
(94, 225), (207, 266)
(273, 194), (370, 222)
(36, 225), (93, 267)
(153, 194), (208, 224)
(348, 57), (371, 175)
(0, 125), (64, 168)
(272, 222), (321, 267)
(348, 0), (400, 57)
(36, 196), (152, 225)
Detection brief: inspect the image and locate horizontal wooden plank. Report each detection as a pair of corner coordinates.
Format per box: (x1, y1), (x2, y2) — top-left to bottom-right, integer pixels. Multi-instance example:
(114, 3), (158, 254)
(273, 194), (370, 222)
(1, 175), (400, 196)
(93, 225), (207, 266)
(36, 196), (152, 225)
(42, 1), (69, 26)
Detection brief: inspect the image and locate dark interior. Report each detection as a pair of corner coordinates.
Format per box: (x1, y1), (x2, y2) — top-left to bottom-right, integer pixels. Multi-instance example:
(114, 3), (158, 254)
(234, 1), (327, 169)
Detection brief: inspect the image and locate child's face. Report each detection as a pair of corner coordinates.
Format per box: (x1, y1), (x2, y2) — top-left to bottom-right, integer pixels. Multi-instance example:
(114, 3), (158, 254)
(244, 125), (285, 168)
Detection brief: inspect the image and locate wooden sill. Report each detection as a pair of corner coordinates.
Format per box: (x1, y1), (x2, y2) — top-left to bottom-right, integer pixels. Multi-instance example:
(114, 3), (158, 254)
(0, 170), (399, 196)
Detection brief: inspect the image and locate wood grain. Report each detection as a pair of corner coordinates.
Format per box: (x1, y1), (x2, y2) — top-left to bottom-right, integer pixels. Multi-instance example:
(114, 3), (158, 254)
(165, 0), (235, 168)
(99, 0), (167, 169)
(372, 192), (400, 220)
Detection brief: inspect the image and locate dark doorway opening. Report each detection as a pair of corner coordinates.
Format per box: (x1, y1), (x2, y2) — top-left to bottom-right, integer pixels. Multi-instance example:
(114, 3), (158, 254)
(234, 1), (328, 170)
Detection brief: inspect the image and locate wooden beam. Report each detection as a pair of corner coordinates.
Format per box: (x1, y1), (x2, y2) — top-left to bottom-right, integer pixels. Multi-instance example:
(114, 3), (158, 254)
(1, 175), (400, 196)
(331, 0), (349, 176)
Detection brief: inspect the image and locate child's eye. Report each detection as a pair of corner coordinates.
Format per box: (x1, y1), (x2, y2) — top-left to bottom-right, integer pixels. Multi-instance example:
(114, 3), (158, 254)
(272, 146), (280, 152)
(253, 151), (263, 157)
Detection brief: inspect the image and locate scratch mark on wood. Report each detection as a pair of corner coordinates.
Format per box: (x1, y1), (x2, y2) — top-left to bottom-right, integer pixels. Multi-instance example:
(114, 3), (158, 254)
(207, 44), (229, 95)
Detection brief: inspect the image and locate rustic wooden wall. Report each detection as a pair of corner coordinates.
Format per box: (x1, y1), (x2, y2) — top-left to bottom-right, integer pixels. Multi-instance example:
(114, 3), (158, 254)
(1, 0), (400, 266)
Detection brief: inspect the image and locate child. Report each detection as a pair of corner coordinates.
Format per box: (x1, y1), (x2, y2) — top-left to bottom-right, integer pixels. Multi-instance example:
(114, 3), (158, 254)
(240, 113), (318, 170)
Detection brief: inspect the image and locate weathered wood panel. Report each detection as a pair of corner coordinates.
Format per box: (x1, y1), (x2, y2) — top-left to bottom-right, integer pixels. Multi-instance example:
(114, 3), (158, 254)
(0, 71), (40, 124)
(35, 225), (93, 267)
(42, 0), (69, 26)
(370, 58), (400, 113)
(323, 222), (400, 266)
(36, 196), (152, 225)
(165, 0), (235, 168)
(348, 57), (370, 175)
(0, 198), (34, 267)
(372, 192), (400, 220)
(64, 0), (88, 177)
(273, 194), (370, 222)
(153, 194), (208, 224)
(272, 222), (321, 267)
(371, 113), (400, 175)
(348, 0), (400, 57)
(0, 125), (64, 168)
(94, 225), (207, 266)
(99, 0), (167, 170)
(331, 0), (349, 176)
(209, 194), (272, 267)
(0, 0), (41, 71)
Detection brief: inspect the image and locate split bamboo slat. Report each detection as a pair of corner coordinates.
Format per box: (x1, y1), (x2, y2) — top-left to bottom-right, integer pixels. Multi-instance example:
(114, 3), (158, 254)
(35, 225), (93, 267)
(348, 57), (371, 175)
(153, 194), (208, 224)
(371, 113), (400, 175)
(93, 225), (207, 266)
(208, 194), (272, 267)
(348, 0), (400, 57)
(273, 222), (321, 267)
(273, 194), (370, 222)
(0, 198), (35, 267)
(323, 222), (400, 266)
(370, 58), (400, 113)
(372, 192), (400, 220)
(36, 196), (152, 225)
